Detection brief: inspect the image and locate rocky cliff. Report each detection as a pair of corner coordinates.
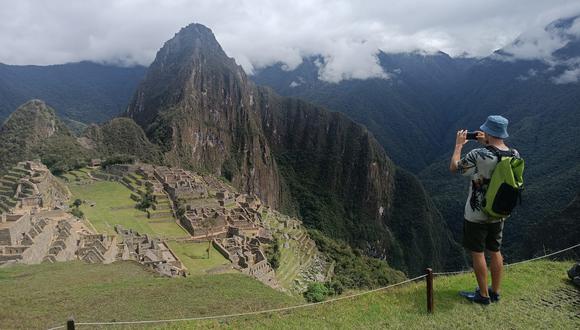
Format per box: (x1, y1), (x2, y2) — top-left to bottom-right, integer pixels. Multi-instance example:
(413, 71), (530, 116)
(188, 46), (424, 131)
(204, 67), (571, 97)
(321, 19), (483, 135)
(126, 23), (463, 274)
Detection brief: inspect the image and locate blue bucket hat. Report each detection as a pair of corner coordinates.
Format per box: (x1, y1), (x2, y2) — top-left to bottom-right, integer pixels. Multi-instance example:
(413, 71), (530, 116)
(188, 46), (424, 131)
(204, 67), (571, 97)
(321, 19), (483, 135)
(480, 115), (509, 139)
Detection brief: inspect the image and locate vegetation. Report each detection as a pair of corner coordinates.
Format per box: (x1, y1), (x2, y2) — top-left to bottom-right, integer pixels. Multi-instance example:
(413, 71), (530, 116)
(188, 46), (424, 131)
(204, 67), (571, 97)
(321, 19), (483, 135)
(82, 117), (163, 164)
(309, 230), (405, 289)
(303, 282), (330, 302)
(0, 261), (299, 329)
(69, 180), (187, 238)
(264, 237), (281, 270)
(136, 185), (155, 211)
(0, 100), (94, 175)
(1, 260), (575, 328)
(166, 242), (233, 276)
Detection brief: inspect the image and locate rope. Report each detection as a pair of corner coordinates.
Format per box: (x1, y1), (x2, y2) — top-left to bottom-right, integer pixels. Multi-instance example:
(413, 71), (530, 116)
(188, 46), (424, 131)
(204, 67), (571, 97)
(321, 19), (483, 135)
(433, 242), (580, 276)
(47, 274), (426, 329)
(46, 242), (580, 329)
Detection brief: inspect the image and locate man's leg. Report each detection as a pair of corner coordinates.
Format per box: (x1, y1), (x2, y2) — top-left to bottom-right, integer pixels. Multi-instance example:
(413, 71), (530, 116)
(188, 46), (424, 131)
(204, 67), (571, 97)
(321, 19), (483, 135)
(471, 251), (489, 297)
(489, 251), (503, 294)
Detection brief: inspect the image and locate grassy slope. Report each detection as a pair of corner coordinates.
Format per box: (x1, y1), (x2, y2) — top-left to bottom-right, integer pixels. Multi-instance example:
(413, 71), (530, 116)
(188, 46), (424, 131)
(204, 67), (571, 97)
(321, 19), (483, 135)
(1, 261), (576, 329)
(167, 242), (234, 275)
(69, 180), (188, 239)
(0, 262), (300, 329)
(188, 260), (577, 330)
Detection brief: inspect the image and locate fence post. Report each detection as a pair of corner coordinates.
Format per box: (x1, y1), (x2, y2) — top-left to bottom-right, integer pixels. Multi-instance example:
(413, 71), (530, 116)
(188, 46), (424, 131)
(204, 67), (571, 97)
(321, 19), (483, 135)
(67, 318), (75, 330)
(425, 268), (434, 314)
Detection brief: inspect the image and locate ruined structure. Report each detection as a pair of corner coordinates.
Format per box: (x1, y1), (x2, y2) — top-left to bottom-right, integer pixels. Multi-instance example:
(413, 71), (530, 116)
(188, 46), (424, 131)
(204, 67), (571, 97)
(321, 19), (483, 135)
(115, 226), (186, 277)
(0, 161), (69, 215)
(213, 235), (278, 287)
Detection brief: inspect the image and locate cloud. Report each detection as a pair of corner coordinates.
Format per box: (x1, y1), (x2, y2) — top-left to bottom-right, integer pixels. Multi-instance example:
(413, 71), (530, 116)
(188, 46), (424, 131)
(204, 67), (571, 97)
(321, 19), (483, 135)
(552, 67), (580, 83)
(1, 0), (580, 82)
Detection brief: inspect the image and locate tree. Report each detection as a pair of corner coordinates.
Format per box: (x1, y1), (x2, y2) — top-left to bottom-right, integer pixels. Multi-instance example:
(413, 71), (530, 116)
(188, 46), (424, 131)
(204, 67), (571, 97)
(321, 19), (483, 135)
(73, 199), (82, 208)
(202, 217), (217, 259)
(303, 282), (330, 302)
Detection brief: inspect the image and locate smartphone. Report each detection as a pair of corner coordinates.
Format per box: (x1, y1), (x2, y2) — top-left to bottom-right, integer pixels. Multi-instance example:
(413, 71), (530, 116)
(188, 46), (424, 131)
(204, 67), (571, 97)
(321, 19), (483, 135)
(466, 132), (478, 140)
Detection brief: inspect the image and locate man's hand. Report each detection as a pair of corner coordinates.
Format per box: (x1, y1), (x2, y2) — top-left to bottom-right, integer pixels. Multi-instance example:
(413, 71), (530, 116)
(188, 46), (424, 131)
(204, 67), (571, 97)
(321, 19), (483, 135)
(450, 129), (467, 173)
(455, 129), (468, 146)
(475, 130), (486, 146)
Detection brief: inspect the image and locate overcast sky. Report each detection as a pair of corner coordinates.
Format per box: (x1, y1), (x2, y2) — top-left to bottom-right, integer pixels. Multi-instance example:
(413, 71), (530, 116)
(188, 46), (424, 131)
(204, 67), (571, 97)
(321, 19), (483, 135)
(1, 0), (579, 82)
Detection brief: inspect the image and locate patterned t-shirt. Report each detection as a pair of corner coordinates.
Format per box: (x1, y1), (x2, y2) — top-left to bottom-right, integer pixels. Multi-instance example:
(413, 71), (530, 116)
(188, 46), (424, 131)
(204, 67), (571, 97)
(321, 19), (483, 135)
(456, 147), (520, 223)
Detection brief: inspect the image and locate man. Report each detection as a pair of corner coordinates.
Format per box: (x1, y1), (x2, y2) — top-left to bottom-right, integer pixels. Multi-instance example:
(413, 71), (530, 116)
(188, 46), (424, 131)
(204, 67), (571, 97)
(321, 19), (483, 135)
(449, 115), (519, 305)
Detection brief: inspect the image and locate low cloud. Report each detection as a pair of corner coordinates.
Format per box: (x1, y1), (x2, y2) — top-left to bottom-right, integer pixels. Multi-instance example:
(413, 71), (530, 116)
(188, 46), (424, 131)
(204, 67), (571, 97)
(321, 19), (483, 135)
(1, 1), (580, 82)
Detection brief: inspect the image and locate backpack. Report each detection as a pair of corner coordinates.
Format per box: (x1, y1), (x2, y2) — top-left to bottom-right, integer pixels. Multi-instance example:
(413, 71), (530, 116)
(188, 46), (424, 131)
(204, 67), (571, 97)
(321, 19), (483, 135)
(482, 146), (524, 219)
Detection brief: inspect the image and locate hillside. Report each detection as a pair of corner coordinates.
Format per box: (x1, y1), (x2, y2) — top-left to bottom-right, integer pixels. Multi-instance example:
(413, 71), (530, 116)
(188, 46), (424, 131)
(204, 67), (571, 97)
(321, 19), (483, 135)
(252, 52), (475, 172)
(0, 99), (93, 175)
(124, 23), (462, 275)
(0, 100), (164, 175)
(253, 15), (580, 259)
(0, 61), (146, 124)
(1, 260), (576, 329)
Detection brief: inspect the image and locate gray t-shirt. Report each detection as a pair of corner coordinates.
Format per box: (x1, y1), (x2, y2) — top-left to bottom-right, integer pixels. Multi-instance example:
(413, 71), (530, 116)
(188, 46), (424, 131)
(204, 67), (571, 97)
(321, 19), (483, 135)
(457, 147), (520, 223)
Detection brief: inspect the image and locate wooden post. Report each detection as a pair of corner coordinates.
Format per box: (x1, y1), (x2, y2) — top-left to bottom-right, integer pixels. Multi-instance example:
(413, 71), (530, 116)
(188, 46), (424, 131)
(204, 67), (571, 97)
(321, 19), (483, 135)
(67, 318), (75, 330)
(425, 268), (434, 314)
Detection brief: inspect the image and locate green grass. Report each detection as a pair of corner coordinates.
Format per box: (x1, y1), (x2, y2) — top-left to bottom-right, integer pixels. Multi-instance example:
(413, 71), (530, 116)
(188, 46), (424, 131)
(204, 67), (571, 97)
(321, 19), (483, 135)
(167, 242), (234, 275)
(69, 181), (188, 238)
(0, 259), (577, 329)
(0, 261), (300, 329)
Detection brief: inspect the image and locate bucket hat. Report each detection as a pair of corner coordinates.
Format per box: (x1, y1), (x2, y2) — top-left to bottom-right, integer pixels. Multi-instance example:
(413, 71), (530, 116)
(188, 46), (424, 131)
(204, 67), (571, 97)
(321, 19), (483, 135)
(480, 115), (509, 139)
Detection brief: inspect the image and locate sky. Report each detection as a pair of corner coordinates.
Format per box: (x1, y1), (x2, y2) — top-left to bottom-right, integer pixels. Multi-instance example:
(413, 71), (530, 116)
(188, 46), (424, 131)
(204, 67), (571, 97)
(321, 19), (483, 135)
(1, 0), (580, 82)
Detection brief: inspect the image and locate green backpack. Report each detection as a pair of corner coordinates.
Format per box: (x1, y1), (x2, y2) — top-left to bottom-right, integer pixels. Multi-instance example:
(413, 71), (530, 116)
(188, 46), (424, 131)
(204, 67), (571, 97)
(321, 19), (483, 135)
(482, 146), (525, 219)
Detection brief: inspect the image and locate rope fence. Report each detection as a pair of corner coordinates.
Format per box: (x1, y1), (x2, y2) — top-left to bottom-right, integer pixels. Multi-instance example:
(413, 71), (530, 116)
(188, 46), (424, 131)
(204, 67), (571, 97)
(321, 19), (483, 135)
(48, 242), (579, 330)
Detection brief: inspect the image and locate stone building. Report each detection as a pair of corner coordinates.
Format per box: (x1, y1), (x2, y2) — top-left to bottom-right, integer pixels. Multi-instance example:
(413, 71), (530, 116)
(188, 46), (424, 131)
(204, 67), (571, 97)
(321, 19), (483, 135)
(115, 226), (186, 277)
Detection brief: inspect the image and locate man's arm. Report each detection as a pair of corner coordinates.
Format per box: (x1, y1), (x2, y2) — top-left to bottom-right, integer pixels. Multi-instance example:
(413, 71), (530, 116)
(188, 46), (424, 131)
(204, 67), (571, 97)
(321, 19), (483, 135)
(449, 130), (468, 173)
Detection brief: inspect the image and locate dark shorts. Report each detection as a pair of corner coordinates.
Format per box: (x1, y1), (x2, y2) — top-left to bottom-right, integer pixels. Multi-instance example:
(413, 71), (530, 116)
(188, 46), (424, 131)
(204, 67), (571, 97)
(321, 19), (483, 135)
(463, 219), (504, 253)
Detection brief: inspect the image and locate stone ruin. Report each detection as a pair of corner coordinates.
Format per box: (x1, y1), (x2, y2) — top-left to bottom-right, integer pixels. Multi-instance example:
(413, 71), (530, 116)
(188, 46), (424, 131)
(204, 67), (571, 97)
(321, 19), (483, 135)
(0, 161), (69, 215)
(115, 225), (187, 277)
(213, 235), (279, 288)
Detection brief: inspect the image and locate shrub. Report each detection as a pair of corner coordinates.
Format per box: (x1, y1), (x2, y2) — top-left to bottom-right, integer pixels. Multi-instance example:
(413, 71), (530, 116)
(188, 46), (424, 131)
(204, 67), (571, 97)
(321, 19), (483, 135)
(303, 282), (330, 302)
(70, 208), (84, 218)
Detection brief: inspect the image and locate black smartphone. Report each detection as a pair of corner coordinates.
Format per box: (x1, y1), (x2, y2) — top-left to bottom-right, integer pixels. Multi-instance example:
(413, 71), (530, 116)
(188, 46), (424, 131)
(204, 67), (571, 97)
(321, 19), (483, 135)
(466, 132), (478, 140)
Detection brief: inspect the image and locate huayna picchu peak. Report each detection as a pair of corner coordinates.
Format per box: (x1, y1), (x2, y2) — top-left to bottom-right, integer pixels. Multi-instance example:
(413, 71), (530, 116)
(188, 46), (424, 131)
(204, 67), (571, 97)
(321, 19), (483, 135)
(126, 23), (463, 274)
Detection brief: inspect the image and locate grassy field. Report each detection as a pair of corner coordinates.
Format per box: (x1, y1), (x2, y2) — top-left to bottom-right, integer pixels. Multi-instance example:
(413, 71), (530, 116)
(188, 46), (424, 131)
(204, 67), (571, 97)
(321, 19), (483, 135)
(0, 261), (300, 329)
(167, 242), (234, 275)
(69, 181), (188, 239)
(20, 260), (574, 329)
(0, 259), (576, 329)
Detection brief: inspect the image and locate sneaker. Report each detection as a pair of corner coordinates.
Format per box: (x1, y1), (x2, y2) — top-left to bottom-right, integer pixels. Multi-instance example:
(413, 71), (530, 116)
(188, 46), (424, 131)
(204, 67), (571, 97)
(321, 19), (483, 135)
(476, 286), (501, 302)
(459, 290), (491, 305)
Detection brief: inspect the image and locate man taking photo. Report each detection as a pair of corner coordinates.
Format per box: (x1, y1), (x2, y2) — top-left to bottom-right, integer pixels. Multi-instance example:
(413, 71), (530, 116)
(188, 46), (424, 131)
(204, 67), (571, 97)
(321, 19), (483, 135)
(449, 115), (520, 305)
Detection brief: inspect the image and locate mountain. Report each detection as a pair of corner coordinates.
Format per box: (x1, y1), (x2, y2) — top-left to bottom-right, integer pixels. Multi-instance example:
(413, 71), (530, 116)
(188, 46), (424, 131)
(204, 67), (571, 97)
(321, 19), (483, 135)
(126, 23), (464, 274)
(0, 61), (146, 124)
(0, 99), (166, 175)
(0, 99), (94, 174)
(252, 52), (476, 172)
(80, 118), (163, 164)
(253, 15), (580, 259)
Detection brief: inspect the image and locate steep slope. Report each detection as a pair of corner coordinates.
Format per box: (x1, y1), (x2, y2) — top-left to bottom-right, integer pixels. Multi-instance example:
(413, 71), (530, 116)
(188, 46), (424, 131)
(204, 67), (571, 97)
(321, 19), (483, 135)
(524, 193), (580, 257)
(0, 99), (93, 174)
(252, 52), (475, 172)
(81, 118), (163, 164)
(126, 23), (463, 274)
(0, 61), (146, 124)
(127, 24), (282, 206)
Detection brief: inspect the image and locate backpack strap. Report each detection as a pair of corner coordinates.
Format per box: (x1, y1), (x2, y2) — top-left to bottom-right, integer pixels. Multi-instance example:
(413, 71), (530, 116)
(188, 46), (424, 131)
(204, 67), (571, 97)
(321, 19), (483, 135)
(485, 145), (513, 163)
